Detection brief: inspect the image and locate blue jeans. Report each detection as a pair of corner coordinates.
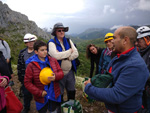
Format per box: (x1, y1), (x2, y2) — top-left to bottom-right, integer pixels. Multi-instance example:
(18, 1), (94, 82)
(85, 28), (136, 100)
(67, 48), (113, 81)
(22, 84), (32, 109)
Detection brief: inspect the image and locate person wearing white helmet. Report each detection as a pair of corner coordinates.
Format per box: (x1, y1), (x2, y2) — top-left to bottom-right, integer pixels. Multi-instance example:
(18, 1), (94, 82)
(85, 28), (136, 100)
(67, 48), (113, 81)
(17, 33), (37, 113)
(136, 26), (150, 113)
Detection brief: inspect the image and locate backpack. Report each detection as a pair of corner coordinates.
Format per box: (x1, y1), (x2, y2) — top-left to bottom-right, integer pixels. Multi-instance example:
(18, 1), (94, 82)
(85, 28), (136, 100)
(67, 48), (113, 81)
(66, 38), (80, 67)
(91, 71), (113, 88)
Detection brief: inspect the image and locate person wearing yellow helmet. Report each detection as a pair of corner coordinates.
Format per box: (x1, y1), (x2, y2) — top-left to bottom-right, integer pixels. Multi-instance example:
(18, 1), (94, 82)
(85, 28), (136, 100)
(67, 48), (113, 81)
(24, 40), (64, 113)
(98, 33), (114, 74)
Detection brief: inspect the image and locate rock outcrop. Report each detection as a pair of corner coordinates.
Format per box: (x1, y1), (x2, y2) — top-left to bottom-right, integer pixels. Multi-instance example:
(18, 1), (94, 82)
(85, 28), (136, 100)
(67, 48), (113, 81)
(0, 1), (50, 39)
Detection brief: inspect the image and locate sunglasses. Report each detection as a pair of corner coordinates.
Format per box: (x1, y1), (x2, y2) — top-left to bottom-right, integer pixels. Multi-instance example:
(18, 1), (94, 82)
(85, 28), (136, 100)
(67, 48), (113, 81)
(57, 29), (65, 32)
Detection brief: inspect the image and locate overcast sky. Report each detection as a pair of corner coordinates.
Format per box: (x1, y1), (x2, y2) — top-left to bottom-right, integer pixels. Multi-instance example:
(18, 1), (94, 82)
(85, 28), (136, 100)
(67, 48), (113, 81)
(2, 0), (150, 34)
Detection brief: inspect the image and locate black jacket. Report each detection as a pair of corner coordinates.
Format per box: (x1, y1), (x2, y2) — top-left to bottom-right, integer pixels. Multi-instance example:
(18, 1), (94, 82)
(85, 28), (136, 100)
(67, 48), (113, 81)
(17, 48), (27, 83)
(0, 51), (11, 78)
(90, 48), (103, 78)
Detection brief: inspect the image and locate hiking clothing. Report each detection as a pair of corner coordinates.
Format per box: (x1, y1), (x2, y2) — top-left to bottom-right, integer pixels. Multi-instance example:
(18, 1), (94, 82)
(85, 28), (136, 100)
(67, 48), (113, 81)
(0, 40), (13, 76)
(17, 47), (35, 111)
(0, 40), (11, 59)
(90, 48), (103, 78)
(48, 37), (78, 74)
(59, 70), (75, 95)
(17, 48), (34, 83)
(0, 75), (9, 111)
(24, 55), (64, 104)
(85, 47), (149, 113)
(22, 84), (32, 110)
(0, 52), (11, 79)
(139, 45), (150, 112)
(98, 47), (112, 74)
(48, 36), (78, 101)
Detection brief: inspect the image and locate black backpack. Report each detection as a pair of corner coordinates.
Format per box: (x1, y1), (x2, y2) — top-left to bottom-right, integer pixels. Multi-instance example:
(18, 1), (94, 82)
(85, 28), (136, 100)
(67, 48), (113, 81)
(66, 38), (80, 67)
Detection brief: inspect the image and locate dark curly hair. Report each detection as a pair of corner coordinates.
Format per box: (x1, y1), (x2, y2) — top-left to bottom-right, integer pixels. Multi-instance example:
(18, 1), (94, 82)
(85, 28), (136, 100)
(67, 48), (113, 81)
(86, 44), (98, 59)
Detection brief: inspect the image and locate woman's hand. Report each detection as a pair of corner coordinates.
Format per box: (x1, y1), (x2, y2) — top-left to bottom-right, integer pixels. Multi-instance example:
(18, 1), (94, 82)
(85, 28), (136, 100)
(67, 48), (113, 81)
(0, 77), (8, 87)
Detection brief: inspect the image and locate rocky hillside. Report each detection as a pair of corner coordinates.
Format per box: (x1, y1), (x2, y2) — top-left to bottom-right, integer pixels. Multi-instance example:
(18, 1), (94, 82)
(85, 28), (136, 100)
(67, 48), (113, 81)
(0, 1), (50, 39)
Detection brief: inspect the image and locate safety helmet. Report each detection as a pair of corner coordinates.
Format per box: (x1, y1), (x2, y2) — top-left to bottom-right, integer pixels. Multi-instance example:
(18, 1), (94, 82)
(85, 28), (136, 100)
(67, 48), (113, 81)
(23, 33), (37, 43)
(39, 67), (53, 85)
(136, 26), (150, 39)
(104, 33), (114, 42)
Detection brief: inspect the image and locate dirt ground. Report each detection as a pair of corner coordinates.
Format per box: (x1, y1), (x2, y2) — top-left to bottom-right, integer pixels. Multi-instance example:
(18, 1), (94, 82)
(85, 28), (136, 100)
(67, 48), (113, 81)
(11, 74), (106, 113)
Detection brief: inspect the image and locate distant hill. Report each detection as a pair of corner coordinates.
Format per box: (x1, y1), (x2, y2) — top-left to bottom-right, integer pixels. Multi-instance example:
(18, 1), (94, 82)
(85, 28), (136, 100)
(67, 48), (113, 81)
(74, 25), (150, 40)
(76, 28), (115, 40)
(0, 1), (50, 39)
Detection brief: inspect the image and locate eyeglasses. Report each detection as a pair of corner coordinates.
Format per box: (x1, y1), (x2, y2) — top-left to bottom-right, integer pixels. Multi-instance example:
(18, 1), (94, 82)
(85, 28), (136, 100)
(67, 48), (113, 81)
(57, 29), (65, 32)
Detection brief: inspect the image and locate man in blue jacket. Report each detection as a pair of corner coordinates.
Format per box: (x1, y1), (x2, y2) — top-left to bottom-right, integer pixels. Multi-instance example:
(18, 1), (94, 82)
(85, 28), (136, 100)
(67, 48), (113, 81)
(84, 26), (149, 113)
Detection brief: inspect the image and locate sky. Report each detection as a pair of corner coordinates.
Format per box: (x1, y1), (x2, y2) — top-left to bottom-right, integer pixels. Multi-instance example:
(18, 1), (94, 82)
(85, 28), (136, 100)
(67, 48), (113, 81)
(2, 0), (150, 34)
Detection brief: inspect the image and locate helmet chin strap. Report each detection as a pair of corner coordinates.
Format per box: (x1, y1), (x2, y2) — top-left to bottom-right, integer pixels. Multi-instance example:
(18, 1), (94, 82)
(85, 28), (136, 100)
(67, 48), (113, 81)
(143, 37), (150, 46)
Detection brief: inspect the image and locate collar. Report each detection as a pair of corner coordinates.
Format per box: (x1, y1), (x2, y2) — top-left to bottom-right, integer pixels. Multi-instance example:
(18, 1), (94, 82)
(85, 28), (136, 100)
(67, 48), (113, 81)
(117, 47), (134, 58)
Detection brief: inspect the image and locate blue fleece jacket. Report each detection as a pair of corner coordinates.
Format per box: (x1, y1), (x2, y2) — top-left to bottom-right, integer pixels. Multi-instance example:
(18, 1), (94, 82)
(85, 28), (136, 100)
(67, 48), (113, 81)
(85, 48), (149, 113)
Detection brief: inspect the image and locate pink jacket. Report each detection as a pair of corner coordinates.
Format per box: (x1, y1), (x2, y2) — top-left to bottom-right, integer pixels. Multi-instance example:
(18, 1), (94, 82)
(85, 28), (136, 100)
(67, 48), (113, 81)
(0, 75), (9, 111)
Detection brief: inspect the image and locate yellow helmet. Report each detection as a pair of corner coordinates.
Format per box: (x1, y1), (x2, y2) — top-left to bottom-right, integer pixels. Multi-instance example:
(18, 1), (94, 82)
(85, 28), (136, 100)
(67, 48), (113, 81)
(104, 33), (114, 42)
(39, 67), (53, 85)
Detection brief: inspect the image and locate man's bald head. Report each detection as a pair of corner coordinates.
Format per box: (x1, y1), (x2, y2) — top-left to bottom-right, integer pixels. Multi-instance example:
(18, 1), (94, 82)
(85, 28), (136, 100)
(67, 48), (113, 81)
(116, 26), (138, 46)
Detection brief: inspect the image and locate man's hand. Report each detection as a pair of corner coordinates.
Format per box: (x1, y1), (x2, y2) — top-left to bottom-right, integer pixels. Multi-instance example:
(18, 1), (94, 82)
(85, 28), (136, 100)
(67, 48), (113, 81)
(0, 77), (8, 87)
(48, 73), (55, 81)
(69, 48), (73, 53)
(84, 78), (91, 86)
(42, 90), (47, 97)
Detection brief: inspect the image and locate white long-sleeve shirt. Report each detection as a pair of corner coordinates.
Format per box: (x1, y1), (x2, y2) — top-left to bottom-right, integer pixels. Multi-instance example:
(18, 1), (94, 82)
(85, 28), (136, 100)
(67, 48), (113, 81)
(48, 39), (79, 75)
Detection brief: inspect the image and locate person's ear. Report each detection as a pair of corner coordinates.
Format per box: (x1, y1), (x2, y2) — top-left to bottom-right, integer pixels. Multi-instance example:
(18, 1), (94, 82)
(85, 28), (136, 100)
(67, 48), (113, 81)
(34, 50), (38, 54)
(123, 36), (128, 45)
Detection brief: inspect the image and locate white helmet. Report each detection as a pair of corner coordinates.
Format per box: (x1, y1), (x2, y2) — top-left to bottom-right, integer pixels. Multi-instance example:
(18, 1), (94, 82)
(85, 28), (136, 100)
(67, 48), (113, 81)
(23, 33), (37, 42)
(136, 26), (150, 39)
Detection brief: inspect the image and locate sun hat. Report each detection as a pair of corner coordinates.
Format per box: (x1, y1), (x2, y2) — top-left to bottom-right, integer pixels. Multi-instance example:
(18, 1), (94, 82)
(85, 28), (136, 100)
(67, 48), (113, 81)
(51, 22), (69, 36)
(23, 33), (37, 43)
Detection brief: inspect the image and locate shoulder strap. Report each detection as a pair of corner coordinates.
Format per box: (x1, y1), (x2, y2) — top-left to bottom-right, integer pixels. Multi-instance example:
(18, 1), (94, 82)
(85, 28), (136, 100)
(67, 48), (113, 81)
(1, 40), (6, 48)
(66, 38), (71, 48)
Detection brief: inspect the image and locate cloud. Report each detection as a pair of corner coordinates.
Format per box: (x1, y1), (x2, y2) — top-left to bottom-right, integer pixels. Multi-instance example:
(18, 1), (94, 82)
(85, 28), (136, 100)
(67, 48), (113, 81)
(110, 25), (123, 30)
(103, 5), (116, 14)
(103, 5), (110, 14)
(110, 8), (116, 13)
(137, 0), (150, 11)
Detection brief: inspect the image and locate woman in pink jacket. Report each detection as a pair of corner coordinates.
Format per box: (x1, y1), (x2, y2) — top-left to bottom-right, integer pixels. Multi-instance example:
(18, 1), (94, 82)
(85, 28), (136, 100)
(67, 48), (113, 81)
(0, 75), (9, 113)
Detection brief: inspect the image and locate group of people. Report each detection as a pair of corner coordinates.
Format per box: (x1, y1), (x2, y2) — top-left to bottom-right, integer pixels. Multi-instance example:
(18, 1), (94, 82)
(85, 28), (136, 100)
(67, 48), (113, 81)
(1, 23), (150, 113)
(0, 22), (79, 113)
(85, 26), (150, 113)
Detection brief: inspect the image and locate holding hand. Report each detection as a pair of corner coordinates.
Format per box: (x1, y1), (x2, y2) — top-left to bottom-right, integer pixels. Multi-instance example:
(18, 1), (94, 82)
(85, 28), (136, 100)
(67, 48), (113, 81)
(42, 90), (47, 97)
(48, 73), (55, 81)
(84, 78), (91, 86)
(0, 77), (8, 87)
